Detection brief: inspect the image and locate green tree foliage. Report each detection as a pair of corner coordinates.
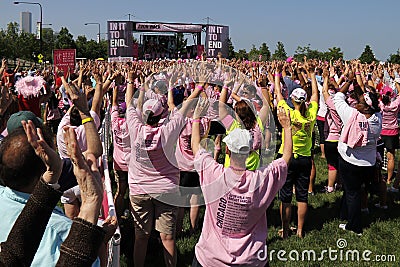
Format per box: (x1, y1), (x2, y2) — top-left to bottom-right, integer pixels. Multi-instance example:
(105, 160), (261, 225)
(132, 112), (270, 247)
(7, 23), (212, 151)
(259, 43), (271, 61)
(359, 45), (376, 64)
(227, 38), (235, 59)
(235, 49), (248, 59)
(272, 41), (287, 60)
(388, 49), (400, 64)
(55, 27), (76, 49)
(321, 47), (343, 61)
(247, 45), (259, 61)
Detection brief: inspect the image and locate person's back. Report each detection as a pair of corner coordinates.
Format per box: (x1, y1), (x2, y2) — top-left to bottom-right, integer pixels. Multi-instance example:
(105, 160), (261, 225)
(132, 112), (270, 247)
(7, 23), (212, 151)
(193, 153), (287, 266)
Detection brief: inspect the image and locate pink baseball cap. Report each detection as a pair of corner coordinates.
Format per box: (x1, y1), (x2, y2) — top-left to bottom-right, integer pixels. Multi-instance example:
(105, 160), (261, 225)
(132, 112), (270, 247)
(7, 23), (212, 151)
(143, 99), (163, 117)
(286, 56), (294, 63)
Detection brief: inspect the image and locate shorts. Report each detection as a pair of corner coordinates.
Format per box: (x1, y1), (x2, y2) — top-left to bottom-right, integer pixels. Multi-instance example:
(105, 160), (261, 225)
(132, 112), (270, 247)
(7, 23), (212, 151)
(61, 185), (81, 204)
(130, 194), (178, 237)
(279, 155), (312, 203)
(324, 141), (339, 170)
(179, 171), (203, 204)
(381, 134), (399, 150)
(208, 120), (226, 135)
(316, 119), (325, 145)
(114, 169), (128, 183)
(180, 171), (200, 188)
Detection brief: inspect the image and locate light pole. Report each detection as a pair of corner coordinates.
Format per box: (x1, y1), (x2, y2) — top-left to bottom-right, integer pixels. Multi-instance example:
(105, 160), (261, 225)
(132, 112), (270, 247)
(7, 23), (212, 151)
(84, 22), (101, 43)
(14, 1), (42, 55)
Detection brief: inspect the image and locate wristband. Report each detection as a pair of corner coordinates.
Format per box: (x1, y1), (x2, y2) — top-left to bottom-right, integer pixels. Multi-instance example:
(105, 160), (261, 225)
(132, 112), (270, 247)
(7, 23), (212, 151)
(223, 85), (229, 90)
(127, 81), (134, 84)
(274, 73), (281, 77)
(192, 119), (201, 123)
(45, 182), (61, 190)
(168, 87), (174, 91)
(355, 72), (361, 75)
(139, 87), (145, 92)
(196, 85), (204, 91)
(82, 117), (94, 125)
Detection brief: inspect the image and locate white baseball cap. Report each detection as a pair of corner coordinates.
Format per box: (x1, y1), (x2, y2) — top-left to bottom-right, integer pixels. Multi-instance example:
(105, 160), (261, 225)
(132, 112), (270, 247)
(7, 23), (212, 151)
(291, 88), (307, 103)
(222, 128), (251, 154)
(143, 99), (163, 117)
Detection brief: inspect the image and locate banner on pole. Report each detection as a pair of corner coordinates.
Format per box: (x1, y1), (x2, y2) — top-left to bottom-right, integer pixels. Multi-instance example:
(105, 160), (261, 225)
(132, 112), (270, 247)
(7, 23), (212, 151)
(108, 21), (134, 58)
(53, 49), (76, 75)
(205, 25), (229, 58)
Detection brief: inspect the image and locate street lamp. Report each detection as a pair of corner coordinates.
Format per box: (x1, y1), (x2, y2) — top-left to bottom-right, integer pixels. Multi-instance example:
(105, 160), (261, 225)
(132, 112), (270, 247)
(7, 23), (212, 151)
(84, 22), (101, 43)
(14, 1), (43, 56)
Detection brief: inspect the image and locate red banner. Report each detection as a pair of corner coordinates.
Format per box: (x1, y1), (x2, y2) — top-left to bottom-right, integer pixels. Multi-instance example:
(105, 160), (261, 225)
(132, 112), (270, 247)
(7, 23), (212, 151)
(53, 49), (76, 75)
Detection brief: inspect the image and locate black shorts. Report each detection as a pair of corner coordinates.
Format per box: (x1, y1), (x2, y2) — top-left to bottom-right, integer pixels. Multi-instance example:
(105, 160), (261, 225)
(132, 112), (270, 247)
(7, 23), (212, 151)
(179, 171), (202, 197)
(208, 120), (226, 135)
(381, 134), (399, 151)
(279, 155), (312, 203)
(316, 119), (325, 145)
(325, 141), (339, 170)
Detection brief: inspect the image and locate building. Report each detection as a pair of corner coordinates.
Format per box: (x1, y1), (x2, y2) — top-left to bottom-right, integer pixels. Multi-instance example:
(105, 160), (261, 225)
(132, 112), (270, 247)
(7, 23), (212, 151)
(20, 11), (32, 33)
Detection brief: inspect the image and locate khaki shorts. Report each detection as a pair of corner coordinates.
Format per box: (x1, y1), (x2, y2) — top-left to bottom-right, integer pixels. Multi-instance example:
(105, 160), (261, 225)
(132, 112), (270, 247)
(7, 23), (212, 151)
(129, 194), (178, 237)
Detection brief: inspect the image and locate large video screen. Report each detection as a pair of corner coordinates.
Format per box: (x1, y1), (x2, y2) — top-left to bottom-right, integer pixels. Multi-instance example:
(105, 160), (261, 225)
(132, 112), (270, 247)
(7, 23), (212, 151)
(142, 35), (176, 59)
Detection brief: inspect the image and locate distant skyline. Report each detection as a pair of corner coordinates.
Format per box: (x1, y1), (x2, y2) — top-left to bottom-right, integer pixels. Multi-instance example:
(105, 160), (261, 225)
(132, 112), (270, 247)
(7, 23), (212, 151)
(1, 0), (399, 60)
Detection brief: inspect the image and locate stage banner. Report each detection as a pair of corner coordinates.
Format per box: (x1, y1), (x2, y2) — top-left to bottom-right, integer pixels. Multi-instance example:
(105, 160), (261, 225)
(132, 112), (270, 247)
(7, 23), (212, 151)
(205, 25), (229, 58)
(108, 21), (134, 58)
(53, 49), (76, 75)
(134, 22), (202, 33)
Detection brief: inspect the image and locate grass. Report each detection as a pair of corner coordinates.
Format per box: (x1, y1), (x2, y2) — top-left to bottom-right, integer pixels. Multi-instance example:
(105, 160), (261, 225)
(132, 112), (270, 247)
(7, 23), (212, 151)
(116, 149), (400, 267)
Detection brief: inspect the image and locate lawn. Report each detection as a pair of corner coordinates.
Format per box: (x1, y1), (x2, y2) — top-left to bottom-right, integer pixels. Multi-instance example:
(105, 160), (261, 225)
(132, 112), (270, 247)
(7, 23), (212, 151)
(117, 150), (400, 267)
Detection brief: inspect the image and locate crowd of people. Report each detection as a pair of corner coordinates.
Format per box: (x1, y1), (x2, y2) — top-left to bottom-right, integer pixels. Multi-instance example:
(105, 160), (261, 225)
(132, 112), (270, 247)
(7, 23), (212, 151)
(0, 54), (399, 266)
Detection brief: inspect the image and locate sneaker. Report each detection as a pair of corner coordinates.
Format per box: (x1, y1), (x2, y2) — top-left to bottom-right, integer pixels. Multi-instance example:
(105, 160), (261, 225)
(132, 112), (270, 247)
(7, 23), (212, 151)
(308, 191), (315, 196)
(374, 203), (388, 210)
(339, 223), (362, 237)
(388, 186), (399, 193)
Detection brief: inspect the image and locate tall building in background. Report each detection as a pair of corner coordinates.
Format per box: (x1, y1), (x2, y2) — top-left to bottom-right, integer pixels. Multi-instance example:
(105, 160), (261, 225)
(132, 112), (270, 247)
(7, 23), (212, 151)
(20, 11), (32, 33)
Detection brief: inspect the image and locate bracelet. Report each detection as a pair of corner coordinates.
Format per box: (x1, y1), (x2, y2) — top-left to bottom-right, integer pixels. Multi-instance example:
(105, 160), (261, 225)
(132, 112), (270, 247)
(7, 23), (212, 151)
(82, 117), (94, 125)
(274, 73), (281, 77)
(355, 72), (361, 75)
(45, 182), (61, 190)
(139, 87), (145, 92)
(168, 87), (174, 91)
(223, 85), (229, 90)
(196, 85), (204, 91)
(127, 81), (134, 84)
(193, 118), (201, 123)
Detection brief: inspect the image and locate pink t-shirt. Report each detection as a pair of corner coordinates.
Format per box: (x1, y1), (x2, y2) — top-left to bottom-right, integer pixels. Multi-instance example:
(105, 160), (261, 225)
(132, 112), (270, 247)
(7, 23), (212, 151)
(193, 149), (288, 267)
(379, 97), (400, 136)
(324, 96), (343, 141)
(175, 117), (210, 171)
(205, 85), (220, 120)
(111, 106), (131, 171)
(56, 110), (100, 159)
(127, 106), (186, 195)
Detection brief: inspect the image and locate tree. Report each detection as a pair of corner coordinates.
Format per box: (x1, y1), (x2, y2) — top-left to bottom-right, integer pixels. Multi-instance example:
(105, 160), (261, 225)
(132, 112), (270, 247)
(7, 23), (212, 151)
(294, 44), (323, 61)
(259, 43), (271, 61)
(235, 49), (248, 59)
(42, 28), (55, 62)
(359, 45), (376, 64)
(388, 49), (400, 64)
(272, 41), (287, 60)
(75, 35), (88, 58)
(227, 38), (235, 59)
(247, 44), (260, 61)
(55, 27), (75, 49)
(322, 47), (343, 61)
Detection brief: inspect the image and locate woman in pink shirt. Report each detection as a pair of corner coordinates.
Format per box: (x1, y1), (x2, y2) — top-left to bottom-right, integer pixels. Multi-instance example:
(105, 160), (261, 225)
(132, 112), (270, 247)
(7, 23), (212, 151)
(125, 68), (204, 267)
(379, 86), (400, 184)
(191, 98), (292, 267)
(111, 85), (131, 219)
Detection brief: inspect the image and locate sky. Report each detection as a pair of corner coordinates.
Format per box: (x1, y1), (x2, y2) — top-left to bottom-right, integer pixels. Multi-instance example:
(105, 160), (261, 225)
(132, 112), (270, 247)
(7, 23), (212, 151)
(0, 0), (399, 60)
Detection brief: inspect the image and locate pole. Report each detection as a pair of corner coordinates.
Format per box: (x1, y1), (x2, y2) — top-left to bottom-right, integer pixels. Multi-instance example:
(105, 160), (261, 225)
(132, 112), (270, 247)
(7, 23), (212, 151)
(39, 2), (42, 55)
(98, 23), (100, 43)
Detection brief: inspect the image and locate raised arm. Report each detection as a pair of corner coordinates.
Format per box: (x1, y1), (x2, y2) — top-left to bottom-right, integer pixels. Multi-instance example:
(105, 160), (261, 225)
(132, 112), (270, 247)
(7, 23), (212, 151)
(277, 107), (292, 165)
(191, 97), (210, 155)
(322, 68), (330, 101)
(306, 61), (319, 103)
(274, 63), (285, 102)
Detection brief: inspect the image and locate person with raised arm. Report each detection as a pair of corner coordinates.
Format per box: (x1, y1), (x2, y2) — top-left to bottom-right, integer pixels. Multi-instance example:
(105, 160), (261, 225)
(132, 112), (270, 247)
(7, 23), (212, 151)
(126, 66), (203, 267)
(191, 95), (292, 266)
(275, 60), (319, 238)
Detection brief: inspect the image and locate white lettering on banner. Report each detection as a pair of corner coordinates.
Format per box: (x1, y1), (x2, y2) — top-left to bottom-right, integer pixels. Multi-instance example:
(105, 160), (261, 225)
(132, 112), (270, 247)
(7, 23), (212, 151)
(208, 26), (216, 33)
(110, 39), (128, 47)
(110, 23), (118, 31)
(208, 41), (222, 49)
(119, 22), (126, 30)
